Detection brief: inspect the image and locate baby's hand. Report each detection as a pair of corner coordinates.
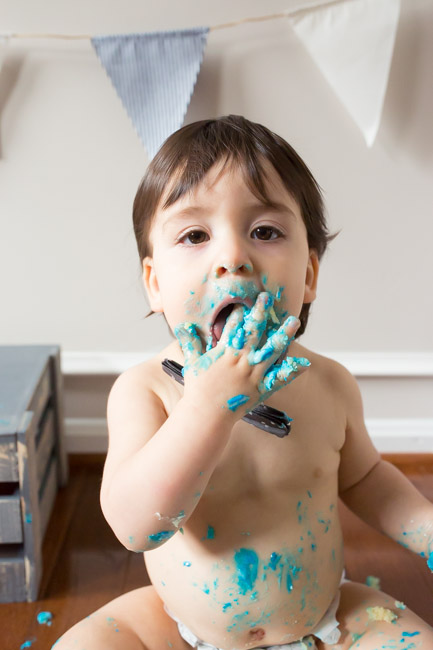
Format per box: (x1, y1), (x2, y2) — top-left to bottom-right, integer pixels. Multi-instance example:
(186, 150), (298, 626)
(174, 292), (310, 421)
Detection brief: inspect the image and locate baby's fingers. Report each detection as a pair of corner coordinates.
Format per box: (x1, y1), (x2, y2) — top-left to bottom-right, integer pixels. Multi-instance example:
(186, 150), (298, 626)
(243, 292), (274, 348)
(220, 304), (246, 348)
(260, 356), (310, 394)
(174, 322), (203, 365)
(251, 315), (300, 365)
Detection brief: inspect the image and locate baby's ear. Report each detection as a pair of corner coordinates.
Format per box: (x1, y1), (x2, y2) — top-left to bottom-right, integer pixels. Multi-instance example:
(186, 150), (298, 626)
(303, 249), (319, 304)
(142, 257), (163, 313)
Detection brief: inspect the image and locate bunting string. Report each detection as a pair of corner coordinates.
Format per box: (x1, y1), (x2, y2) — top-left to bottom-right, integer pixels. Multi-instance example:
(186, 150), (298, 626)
(5, 0), (355, 40)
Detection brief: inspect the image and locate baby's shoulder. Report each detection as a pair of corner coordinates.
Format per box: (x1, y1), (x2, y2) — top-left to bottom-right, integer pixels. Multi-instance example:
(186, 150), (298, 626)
(297, 344), (359, 401)
(109, 354), (166, 403)
(107, 341), (182, 418)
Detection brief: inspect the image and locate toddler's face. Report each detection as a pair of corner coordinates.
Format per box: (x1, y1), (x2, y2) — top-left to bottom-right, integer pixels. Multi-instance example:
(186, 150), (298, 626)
(142, 161), (318, 349)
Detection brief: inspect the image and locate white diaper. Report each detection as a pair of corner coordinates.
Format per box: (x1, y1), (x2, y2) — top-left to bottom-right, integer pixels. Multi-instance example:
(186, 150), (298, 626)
(165, 587), (342, 650)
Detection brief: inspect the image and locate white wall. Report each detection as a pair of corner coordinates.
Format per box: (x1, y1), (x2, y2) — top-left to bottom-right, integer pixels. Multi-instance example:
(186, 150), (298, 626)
(1, 0), (432, 451)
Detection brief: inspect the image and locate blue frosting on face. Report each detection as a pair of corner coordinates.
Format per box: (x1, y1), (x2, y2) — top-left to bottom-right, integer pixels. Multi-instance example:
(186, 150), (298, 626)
(183, 279), (286, 342)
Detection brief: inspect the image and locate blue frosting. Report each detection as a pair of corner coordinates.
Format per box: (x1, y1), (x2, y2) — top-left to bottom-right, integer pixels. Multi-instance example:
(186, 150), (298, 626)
(37, 611), (53, 626)
(227, 394), (250, 411)
(234, 548), (259, 594)
(148, 530), (175, 543)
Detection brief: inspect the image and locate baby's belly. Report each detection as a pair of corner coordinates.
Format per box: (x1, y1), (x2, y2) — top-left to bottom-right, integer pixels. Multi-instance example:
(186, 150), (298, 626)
(145, 499), (344, 649)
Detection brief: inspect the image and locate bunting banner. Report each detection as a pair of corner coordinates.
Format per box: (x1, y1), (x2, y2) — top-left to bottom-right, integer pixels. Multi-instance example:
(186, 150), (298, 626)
(2, 0), (403, 152)
(91, 28), (209, 159)
(289, 0), (400, 146)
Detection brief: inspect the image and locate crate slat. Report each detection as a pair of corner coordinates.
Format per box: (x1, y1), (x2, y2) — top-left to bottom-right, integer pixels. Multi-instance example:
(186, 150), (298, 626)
(39, 456), (58, 540)
(36, 408), (55, 485)
(0, 439), (18, 482)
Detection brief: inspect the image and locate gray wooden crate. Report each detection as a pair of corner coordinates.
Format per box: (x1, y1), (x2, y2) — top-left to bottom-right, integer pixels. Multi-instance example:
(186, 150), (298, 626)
(0, 345), (68, 602)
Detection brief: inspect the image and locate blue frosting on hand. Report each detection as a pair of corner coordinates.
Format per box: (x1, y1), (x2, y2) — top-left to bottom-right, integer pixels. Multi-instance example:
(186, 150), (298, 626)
(227, 394), (250, 411)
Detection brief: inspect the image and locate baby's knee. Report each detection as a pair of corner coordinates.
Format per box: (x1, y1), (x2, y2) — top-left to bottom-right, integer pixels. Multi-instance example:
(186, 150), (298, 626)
(51, 615), (116, 650)
(337, 581), (433, 648)
(52, 612), (147, 650)
(51, 620), (86, 649)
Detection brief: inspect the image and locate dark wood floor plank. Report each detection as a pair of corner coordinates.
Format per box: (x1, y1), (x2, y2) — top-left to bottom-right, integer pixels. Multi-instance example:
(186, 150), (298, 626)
(1, 455), (432, 649)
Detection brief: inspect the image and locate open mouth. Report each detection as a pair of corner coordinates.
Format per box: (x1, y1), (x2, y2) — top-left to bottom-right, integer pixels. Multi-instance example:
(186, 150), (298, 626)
(210, 298), (251, 347)
(211, 304), (235, 346)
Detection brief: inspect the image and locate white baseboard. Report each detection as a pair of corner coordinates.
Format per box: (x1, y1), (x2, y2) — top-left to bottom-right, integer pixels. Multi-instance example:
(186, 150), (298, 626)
(61, 351), (433, 377)
(64, 417), (433, 454)
(65, 418), (108, 453)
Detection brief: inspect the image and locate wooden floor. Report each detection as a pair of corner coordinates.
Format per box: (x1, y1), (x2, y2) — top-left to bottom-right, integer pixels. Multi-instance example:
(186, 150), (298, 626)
(2, 454), (433, 650)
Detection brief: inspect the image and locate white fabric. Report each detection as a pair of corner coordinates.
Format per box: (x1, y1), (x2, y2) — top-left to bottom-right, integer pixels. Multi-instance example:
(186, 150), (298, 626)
(288, 0), (401, 146)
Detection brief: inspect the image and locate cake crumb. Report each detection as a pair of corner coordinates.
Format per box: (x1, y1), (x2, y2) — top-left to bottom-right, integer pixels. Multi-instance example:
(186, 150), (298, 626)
(365, 575), (381, 590)
(366, 606), (397, 623)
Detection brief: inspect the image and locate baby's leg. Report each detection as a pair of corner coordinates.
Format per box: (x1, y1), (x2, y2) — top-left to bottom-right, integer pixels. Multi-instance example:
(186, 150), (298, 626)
(321, 580), (433, 650)
(52, 585), (189, 650)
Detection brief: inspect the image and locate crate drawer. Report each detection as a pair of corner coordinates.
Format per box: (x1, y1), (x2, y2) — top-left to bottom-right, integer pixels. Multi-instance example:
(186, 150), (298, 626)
(0, 486), (22, 544)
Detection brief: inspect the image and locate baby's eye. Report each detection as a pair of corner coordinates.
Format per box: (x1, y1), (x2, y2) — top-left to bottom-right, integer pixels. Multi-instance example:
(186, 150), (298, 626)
(251, 226), (282, 241)
(181, 230), (209, 245)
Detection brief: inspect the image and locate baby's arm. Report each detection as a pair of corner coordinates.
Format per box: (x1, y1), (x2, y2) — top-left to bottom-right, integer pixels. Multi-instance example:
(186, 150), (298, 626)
(101, 294), (305, 552)
(101, 365), (235, 551)
(337, 365), (433, 567)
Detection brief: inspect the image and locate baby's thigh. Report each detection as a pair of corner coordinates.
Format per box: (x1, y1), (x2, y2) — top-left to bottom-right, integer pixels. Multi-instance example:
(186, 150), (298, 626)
(322, 581), (433, 650)
(52, 585), (189, 650)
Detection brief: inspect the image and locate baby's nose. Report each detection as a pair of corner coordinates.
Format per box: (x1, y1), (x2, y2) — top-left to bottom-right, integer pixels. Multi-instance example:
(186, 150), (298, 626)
(213, 259), (253, 279)
(212, 232), (254, 278)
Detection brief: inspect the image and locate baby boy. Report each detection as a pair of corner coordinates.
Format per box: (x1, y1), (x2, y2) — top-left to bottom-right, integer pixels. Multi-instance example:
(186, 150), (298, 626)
(55, 116), (433, 650)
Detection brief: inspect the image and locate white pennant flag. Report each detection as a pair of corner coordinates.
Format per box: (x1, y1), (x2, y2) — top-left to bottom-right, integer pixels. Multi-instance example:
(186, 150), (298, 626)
(91, 28), (209, 158)
(289, 0), (401, 146)
(0, 35), (10, 73)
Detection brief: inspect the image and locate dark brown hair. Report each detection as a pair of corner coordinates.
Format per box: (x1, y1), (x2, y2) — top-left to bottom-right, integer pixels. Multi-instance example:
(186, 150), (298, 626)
(133, 115), (334, 336)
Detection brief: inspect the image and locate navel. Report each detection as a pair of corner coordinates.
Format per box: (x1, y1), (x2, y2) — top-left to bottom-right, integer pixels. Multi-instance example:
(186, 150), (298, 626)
(249, 627), (265, 641)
